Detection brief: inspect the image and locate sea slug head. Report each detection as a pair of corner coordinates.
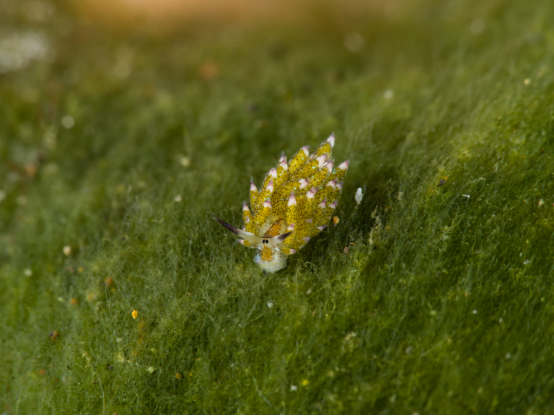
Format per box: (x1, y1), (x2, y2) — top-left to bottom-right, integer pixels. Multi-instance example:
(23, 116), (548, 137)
(212, 217), (293, 273)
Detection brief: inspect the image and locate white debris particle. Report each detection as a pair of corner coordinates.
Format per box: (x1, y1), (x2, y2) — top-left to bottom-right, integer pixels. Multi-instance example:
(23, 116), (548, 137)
(0, 190), (5, 202)
(469, 19), (484, 35)
(355, 188), (363, 205)
(267, 302), (273, 308)
(343, 32), (364, 53)
(462, 194), (470, 198)
(174, 195), (182, 202)
(523, 78), (531, 86)
(290, 385), (297, 391)
(472, 310), (477, 314)
(0, 31), (50, 73)
(538, 199), (544, 207)
(180, 157), (191, 167)
(63, 245), (71, 256)
(61, 115), (74, 129)
(383, 89), (394, 100)
(147, 366), (154, 373)
(24, 268), (33, 276)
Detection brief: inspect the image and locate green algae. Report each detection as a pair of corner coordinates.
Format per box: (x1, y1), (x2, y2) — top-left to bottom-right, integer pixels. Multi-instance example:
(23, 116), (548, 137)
(2, 0), (554, 413)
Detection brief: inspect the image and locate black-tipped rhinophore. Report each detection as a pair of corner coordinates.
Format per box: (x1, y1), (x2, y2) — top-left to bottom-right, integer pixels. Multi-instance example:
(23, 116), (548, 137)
(276, 231), (293, 241)
(212, 217), (241, 235)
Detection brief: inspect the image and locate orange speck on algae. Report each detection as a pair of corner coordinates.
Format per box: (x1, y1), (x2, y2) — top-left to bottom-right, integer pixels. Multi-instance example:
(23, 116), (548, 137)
(333, 216), (340, 226)
(105, 276), (114, 286)
(70, 298), (78, 306)
(132, 310), (138, 319)
(25, 164), (38, 177)
(175, 373), (182, 380)
(199, 61), (219, 80)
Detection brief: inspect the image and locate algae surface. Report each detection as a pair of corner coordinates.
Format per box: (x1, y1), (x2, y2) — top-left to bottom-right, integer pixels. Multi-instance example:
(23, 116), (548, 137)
(2, 0), (554, 413)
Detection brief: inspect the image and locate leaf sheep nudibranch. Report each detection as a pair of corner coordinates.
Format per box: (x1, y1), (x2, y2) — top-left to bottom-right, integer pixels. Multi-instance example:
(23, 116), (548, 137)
(213, 133), (349, 274)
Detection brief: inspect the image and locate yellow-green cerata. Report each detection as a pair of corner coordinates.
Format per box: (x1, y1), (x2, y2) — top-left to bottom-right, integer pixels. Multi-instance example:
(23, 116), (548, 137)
(214, 134), (349, 274)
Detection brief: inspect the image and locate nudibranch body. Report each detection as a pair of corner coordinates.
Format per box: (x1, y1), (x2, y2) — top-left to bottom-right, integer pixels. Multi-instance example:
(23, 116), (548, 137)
(214, 134), (349, 273)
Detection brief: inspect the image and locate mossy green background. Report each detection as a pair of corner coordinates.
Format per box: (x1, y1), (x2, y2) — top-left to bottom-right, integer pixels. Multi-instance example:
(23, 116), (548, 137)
(2, 0), (554, 413)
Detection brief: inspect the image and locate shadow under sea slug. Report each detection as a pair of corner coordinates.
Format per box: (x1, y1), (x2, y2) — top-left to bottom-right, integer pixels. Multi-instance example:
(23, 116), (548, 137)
(214, 134), (349, 273)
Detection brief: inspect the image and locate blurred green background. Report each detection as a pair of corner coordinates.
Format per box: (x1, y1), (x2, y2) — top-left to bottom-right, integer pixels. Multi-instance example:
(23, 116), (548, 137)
(2, 0), (554, 413)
